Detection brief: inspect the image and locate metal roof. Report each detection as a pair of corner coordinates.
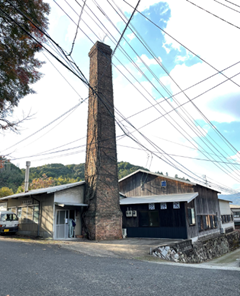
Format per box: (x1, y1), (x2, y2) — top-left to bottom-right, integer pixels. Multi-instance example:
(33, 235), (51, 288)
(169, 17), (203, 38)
(218, 198), (232, 203)
(230, 204), (240, 209)
(0, 181), (85, 201)
(120, 192), (198, 205)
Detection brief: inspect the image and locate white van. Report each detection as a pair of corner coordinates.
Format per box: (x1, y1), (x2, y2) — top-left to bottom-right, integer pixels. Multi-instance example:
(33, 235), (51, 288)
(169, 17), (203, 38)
(0, 211), (19, 234)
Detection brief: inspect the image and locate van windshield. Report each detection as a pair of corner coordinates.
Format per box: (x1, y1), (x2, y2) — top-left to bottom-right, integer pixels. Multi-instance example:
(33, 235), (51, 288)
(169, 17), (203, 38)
(0, 214), (18, 221)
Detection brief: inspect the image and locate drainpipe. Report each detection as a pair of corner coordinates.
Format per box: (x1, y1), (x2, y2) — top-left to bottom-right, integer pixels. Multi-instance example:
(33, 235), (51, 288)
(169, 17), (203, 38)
(32, 196), (41, 238)
(25, 161), (31, 192)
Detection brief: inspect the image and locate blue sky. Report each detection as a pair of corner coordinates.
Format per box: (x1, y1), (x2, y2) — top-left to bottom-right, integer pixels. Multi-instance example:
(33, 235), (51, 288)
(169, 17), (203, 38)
(1, 0), (240, 193)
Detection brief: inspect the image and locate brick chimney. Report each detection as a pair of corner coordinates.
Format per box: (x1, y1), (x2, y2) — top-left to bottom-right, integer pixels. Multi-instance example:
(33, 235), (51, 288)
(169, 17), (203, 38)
(84, 41), (122, 240)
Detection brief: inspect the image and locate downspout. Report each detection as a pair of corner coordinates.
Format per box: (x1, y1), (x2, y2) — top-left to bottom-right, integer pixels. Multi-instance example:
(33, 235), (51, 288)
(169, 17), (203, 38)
(32, 196), (41, 238)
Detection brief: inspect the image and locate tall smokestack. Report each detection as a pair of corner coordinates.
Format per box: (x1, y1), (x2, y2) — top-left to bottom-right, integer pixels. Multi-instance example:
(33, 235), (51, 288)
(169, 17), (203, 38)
(84, 41), (122, 240)
(25, 161), (31, 192)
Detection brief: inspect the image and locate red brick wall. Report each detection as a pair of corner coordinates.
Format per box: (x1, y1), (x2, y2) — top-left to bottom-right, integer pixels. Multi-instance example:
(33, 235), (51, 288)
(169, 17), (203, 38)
(84, 42), (122, 240)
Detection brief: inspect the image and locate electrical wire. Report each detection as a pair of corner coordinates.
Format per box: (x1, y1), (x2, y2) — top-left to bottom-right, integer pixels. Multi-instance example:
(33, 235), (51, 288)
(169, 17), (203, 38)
(186, 0), (240, 29)
(63, 0), (240, 183)
(0, 99), (87, 154)
(68, 0), (87, 56)
(123, 0), (240, 158)
(213, 0), (240, 13)
(86, 0), (240, 180)
(225, 0), (240, 8)
(3, 1), (238, 192)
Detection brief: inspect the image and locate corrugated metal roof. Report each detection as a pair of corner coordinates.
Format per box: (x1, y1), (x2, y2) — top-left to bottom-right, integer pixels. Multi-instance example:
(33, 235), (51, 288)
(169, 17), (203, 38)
(0, 181), (85, 200)
(120, 192), (198, 205)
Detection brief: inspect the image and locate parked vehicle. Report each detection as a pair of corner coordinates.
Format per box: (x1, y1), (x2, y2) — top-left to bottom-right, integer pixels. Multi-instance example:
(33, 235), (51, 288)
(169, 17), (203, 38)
(0, 211), (19, 234)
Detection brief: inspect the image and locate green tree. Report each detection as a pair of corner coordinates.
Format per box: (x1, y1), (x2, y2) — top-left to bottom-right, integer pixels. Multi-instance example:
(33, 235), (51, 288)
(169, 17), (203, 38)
(0, 157), (24, 192)
(0, 0), (50, 131)
(0, 187), (13, 197)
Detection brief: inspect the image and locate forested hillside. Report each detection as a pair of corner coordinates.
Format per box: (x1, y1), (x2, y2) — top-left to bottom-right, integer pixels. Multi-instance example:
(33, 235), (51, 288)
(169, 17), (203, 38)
(0, 161), (148, 194)
(21, 161), (148, 183)
(0, 159), (24, 193)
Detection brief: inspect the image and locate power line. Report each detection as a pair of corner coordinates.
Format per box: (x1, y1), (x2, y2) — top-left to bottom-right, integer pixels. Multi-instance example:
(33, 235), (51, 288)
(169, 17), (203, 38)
(0, 99), (87, 154)
(225, 0), (240, 8)
(56, 0), (240, 185)
(213, 0), (240, 13)
(88, 1), (240, 180)
(123, 0), (240, 158)
(118, 144), (240, 166)
(186, 0), (240, 29)
(110, 0), (140, 56)
(1, 2), (196, 183)
(71, 0), (240, 181)
(68, 0), (87, 56)
(5, 1), (238, 190)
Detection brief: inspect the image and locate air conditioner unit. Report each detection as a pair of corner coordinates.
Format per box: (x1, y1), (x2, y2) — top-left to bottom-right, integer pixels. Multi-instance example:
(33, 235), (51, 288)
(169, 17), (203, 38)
(132, 210), (137, 217)
(220, 227), (225, 234)
(126, 210), (132, 217)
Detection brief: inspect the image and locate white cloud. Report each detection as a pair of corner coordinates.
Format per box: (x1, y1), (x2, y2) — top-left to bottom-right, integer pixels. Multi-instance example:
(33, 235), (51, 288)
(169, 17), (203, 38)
(127, 32), (135, 41)
(136, 54), (162, 67)
(162, 0), (240, 68)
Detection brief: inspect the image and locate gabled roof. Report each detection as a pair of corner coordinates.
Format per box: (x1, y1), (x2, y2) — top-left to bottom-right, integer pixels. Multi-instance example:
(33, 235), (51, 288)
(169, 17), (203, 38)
(119, 169), (220, 193)
(119, 169), (196, 185)
(0, 181), (85, 201)
(120, 192), (198, 205)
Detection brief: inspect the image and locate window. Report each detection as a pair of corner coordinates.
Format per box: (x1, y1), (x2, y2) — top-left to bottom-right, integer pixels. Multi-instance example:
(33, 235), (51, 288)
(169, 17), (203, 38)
(160, 203), (167, 210)
(173, 202), (180, 209)
(139, 211), (159, 227)
(33, 206), (39, 223)
(17, 207), (22, 219)
(198, 215), (218, 231)
(221, 215), (232, 224)
(17, 205), (39, 224)
(188, 208), (195, 225)
(234, 212), (240, 218)
(0, 213), (18, 221)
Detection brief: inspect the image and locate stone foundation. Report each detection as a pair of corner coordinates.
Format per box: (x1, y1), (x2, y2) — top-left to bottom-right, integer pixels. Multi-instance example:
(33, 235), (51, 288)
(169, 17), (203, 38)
(153, 231), (240, 263)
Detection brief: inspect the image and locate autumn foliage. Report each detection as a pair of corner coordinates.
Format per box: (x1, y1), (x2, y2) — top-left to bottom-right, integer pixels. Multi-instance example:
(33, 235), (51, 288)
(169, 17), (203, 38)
(0, 0), (50, 131)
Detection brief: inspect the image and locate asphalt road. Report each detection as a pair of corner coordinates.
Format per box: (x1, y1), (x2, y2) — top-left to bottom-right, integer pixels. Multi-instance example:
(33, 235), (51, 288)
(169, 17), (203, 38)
(0, 239), (239, 296)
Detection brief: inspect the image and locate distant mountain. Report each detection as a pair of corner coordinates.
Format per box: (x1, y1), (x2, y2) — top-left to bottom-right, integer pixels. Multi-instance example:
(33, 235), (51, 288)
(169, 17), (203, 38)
(219, 192), (240, 205)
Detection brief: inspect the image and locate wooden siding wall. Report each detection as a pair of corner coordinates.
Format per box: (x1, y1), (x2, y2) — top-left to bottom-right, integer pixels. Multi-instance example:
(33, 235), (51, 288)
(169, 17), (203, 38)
(121, 203), (188, 238)
(122, 203), (186, 228)
(119, 172), (221, 239)
(194, 185), (220, 215)
(185, 199), (198, 238)
(119, 172), (194, 197)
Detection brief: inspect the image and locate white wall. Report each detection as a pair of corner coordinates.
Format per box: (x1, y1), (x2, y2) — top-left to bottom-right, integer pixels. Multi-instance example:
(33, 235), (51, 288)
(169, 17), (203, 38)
(54, 186), (84, 204)
(219, 200), (232, 215)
